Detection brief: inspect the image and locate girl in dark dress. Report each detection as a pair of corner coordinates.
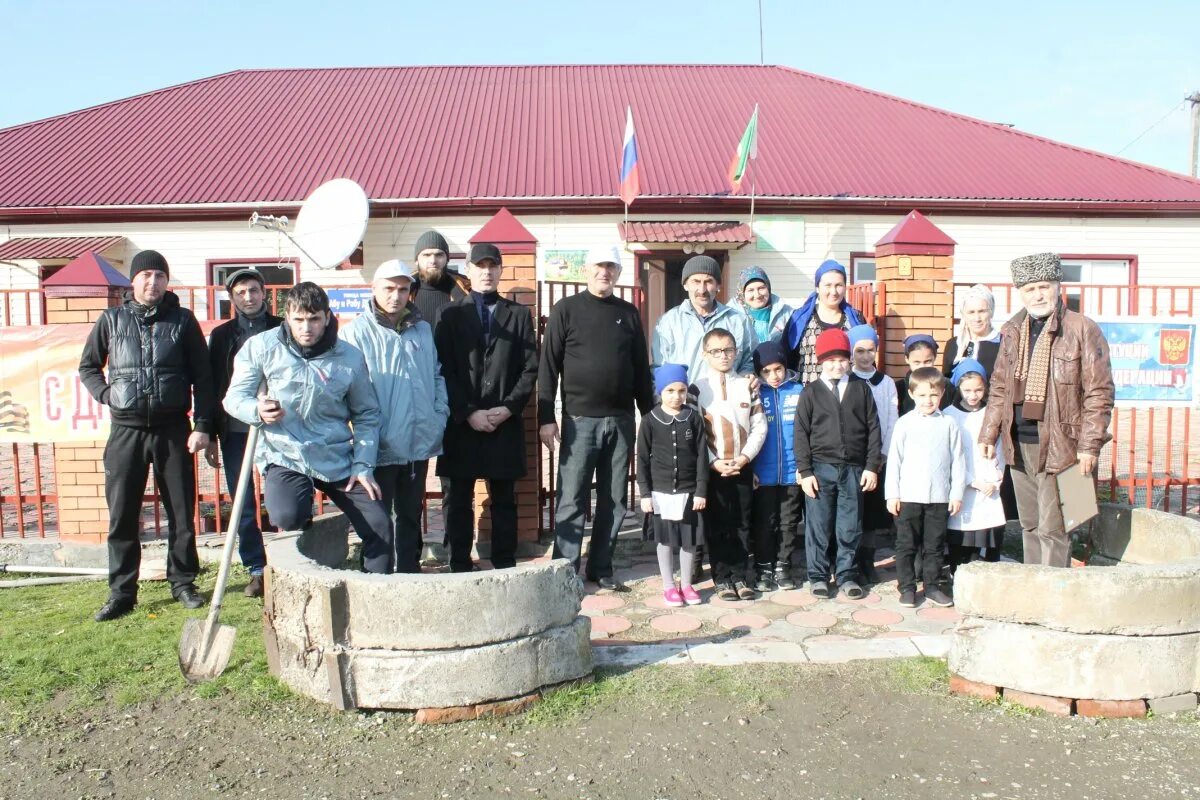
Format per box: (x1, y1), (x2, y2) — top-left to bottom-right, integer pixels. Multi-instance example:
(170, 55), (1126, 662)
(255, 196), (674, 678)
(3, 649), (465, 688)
(637, 364), (709, 607)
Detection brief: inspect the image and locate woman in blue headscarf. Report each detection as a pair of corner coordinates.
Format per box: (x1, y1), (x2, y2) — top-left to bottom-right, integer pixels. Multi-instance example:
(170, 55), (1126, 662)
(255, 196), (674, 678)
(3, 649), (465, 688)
(784, 259), (864, 385)
(735, 266), (793, 344)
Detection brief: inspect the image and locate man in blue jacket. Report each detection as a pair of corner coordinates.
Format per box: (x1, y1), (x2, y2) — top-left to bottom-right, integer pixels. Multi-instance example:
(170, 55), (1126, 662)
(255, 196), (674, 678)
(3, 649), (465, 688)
(342, 260), (449, 573)
(651, 255), (757, 378)
(224, 282), (392, 573)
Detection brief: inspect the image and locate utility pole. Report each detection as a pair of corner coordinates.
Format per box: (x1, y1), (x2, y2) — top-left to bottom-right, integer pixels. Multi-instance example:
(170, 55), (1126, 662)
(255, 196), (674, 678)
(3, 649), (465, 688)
(758, 0), (765, 65)
(1189, 91), (1200, 178)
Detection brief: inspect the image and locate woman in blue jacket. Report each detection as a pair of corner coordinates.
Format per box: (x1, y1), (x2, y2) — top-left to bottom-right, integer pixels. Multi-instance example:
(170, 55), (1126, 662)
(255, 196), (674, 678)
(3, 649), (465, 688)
(784, 260), (864, 385)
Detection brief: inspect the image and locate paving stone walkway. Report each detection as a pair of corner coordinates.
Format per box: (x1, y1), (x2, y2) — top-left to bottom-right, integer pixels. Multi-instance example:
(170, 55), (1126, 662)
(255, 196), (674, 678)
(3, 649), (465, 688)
(560, 548), (963, 668)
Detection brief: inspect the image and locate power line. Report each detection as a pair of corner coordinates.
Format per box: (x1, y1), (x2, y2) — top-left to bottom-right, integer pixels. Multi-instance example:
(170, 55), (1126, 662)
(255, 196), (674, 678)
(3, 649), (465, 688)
(1115, 99), (1187, 156)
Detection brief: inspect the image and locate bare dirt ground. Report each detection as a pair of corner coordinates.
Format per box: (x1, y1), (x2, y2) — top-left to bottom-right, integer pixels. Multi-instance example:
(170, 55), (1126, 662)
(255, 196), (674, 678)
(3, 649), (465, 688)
(3, 663), (1198, 800)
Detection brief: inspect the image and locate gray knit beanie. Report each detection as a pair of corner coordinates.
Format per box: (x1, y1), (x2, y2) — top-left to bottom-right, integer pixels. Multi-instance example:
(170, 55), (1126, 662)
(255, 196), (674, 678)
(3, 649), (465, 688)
(680, 255), (722, 285)
(1010, 252), (1063, 288)
(413, 230), (451, 259)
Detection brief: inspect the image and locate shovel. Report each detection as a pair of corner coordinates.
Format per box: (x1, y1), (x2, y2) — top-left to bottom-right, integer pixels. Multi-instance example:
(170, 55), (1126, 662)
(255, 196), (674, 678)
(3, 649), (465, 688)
(179, 424), (260, 683)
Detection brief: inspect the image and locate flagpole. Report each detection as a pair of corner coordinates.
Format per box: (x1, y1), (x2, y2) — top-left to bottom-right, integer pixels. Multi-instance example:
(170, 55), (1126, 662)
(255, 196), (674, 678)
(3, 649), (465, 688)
(749, 105), (758, 236)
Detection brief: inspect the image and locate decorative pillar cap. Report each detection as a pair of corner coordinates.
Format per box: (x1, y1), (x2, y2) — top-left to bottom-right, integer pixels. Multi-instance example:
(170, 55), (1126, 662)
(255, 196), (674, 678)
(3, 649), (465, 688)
(874, 210), (956, 257)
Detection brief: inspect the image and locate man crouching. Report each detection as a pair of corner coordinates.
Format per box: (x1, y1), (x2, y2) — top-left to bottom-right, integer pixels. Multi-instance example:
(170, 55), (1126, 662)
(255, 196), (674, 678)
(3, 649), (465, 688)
(223, 282), (393, 573)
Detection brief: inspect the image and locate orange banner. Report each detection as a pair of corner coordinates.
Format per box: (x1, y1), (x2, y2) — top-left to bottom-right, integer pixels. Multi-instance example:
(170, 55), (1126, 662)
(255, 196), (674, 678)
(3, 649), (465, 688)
(0, 322), (220, 443)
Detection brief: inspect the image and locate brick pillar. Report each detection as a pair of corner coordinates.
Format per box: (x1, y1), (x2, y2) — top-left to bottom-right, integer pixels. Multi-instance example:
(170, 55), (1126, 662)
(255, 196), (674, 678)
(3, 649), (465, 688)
(469, 209), (540, 548)
(45, 285), (127, 542)
(874, 210), (956, 379)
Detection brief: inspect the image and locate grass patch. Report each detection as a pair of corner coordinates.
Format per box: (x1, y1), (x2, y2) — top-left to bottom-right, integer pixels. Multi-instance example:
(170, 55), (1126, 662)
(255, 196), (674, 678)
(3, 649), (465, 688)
(525, 664), (793, 726)
(0, 564), (288, 730)
(889, 656), (950, 695)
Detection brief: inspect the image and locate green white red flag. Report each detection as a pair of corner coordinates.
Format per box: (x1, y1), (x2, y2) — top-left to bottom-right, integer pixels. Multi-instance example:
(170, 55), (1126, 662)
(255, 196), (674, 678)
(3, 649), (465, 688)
(727, 104), (758, 192)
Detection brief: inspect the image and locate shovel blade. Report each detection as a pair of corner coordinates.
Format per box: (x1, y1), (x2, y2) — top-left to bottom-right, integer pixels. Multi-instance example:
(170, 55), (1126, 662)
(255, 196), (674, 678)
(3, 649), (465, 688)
(178, 617), (237, 683)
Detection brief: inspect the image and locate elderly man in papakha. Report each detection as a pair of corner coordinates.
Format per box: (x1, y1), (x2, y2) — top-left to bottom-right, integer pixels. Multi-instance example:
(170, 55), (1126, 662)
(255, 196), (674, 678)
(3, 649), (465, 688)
(980, 253), (1115, 568)
(651, 255), (757, 378)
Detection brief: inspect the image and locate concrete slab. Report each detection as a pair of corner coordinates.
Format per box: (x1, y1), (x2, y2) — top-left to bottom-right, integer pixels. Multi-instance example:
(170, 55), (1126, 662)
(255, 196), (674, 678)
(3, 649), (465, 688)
(686, 640), (808, 665)
(592, 643), (690, 668)
(803, 636), (922, 664)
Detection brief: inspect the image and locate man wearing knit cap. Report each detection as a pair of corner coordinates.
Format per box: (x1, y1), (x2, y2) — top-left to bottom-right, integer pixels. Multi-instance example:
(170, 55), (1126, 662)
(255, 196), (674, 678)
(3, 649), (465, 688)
(411, 229), (470, 330)
(980, 252), (1114, 567)
(540, 245), (653, 590)
(651, 255), (757, 379)
(79, 250), (217, 620)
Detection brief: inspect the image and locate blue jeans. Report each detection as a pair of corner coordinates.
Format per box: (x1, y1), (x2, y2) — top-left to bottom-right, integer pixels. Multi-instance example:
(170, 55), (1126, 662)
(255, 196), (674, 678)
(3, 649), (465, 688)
(219, 431), (266, 575)
(804, 462), (863, 585)
(551, 413), (635, 578)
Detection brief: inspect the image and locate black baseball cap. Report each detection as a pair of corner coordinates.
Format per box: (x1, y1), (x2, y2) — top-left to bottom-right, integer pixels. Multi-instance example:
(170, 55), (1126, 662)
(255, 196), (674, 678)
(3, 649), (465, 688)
(225, 268), (265, 292)
(468, 243), (502, 266)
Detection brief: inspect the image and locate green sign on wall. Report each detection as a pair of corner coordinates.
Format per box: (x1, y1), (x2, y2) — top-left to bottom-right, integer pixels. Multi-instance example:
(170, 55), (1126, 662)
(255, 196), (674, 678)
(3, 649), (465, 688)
(753, 217), (806, 253)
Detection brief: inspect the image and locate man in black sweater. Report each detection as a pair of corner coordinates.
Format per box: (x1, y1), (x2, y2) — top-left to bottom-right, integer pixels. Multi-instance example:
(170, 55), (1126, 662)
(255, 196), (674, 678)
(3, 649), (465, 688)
(78, 250), (216, 621)
(411, 229), (469, 332)
(539, 246), (654, 590)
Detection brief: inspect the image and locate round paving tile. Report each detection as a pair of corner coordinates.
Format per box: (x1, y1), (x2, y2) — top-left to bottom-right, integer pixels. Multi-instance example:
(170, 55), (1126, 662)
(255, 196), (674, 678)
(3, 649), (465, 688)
(852, 608), (904, 626)
(878, 630), (918, 638)
(785, 610), (838, 628)
(834, 592), (882, 606)
(770, 590), (819, 608)
(643, 594), (682, 610)
(693, 578), (716, 591)
(709, 594), (752, 608)
(582, 594), (626, 612)
(588, 615), (632, 636)
(718, 613), (771, 631)
(650, 614), (703, 633)
(917, 606), (963, 622)
(805, 634), (853, 643)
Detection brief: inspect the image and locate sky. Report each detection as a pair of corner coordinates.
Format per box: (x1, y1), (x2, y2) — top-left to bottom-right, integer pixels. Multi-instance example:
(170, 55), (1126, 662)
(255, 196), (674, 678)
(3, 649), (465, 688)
(4, 0), (1198, 176)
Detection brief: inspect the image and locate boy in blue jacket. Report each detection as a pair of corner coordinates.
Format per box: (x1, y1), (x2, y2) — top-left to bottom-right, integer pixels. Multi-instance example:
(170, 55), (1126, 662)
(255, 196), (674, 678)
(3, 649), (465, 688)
(750, 340), (805, 591)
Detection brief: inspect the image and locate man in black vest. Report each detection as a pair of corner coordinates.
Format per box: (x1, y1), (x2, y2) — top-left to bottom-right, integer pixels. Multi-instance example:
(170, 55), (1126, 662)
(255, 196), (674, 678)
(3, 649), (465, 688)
(434, 243), (538, 571)
(204, 268), (282, 598)
(79, 250), (216, 621)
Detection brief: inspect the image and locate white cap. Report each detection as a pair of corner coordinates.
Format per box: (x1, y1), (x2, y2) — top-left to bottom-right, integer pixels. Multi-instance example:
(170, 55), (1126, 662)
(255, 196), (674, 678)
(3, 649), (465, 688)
(585, 245), (623, 268)
(373, 259), (416, 283)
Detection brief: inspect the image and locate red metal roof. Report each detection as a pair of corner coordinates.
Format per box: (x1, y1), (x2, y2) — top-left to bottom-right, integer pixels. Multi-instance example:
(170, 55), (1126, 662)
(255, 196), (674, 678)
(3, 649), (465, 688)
(470, 207), (537, 244)
(0, 235), (124, 259)
(876, 210), (957, 247)
(42, 251), (129, 287)
(619, 221), (752, 243)
(2, 65), (1200, 215)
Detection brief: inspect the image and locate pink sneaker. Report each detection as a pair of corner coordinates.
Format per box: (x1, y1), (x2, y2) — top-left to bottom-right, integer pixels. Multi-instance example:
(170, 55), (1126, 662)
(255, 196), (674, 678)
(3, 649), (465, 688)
(680, 586), (702, 605)
(663, 587), (685, 608)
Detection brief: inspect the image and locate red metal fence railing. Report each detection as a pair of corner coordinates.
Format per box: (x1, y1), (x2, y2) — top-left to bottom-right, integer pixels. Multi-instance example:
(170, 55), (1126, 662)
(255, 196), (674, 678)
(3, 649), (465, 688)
(954, 283), (1200, 515)
(0, 290), (46, 327)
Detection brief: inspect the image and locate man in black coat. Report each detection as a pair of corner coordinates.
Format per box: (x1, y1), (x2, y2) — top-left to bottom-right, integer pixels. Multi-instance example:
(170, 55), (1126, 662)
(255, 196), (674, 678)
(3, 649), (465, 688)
(412, 229), (470, 332)
(78, 250), (216, 621)
(204, 268), (282, 598)
(434, 243), (538, 571)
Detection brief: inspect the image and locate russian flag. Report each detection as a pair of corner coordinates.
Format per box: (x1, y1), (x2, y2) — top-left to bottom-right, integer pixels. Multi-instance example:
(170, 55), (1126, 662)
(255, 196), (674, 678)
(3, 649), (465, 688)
(618, 106), (640, 207)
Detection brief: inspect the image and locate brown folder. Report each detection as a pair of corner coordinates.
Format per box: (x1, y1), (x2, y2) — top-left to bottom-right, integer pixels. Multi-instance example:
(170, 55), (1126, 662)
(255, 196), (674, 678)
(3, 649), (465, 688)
(1057, 462), (1099, 532)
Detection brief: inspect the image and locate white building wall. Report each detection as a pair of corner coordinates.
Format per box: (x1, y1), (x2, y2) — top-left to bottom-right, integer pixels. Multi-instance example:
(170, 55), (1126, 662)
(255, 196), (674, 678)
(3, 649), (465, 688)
(2, 211), (1197, 316)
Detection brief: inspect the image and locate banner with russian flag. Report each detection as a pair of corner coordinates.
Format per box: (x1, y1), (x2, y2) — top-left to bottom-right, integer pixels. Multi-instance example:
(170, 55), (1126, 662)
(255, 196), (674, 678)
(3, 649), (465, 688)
(728, 104), (759, 193)
(618, 106), (640, 207)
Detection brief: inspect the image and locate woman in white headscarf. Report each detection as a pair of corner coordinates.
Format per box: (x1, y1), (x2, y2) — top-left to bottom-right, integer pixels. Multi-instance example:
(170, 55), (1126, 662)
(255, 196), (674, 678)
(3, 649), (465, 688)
(942, 284), (1002, 378)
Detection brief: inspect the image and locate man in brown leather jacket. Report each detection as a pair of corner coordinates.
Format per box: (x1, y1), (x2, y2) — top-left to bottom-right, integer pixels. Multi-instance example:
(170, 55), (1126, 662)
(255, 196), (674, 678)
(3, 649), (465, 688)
(980, 252), (1114, 567)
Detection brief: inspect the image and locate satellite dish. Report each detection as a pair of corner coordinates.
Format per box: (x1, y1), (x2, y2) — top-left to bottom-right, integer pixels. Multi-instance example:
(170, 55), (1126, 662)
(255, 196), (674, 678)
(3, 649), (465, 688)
(292, 179), (369, 270)
(249, 179), (368, 270)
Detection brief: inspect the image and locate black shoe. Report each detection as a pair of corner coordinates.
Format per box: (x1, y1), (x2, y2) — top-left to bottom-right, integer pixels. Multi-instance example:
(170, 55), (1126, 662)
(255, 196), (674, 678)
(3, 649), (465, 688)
(244, 574), (264, 598)
(173, 585), (205, 609)
(899, 589), (917, 608)
(754, 571), (777, 593)
(716, 582), (738, 601)
(842, 580), (865, 600)
(925, 587), (954, 607)
(94, 596), (136, 622)
(590, 576), (629, 592)
(734, 579), (757, 600)
(774, 565), (797, 591)
(810, 580), (831, 599)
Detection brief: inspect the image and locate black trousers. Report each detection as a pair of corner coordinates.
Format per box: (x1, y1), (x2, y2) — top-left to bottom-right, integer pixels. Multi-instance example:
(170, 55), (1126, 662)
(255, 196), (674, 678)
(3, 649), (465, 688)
(703, 471), (753, 583)
(444, 478), (517, 571)
(376, 461), (429, 574)
(894, 502), (949, 592)
(751, 484), (803, 570)
(263, 465), (393, 574)
(103, 421), (199, 600)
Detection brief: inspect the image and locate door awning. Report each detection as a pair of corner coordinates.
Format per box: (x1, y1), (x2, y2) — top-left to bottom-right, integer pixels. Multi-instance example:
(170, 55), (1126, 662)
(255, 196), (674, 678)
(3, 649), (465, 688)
(618, 221), (751, 245)
(0, 236), (125, 260)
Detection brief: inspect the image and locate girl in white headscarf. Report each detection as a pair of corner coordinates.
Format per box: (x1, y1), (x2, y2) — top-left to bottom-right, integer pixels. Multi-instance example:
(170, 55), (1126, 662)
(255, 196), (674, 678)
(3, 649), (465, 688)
(942, 284), (1002, 378)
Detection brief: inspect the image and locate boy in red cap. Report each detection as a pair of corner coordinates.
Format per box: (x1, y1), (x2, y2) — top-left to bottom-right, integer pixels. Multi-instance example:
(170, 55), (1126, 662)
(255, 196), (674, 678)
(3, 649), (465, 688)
(794, 329), (882, 599)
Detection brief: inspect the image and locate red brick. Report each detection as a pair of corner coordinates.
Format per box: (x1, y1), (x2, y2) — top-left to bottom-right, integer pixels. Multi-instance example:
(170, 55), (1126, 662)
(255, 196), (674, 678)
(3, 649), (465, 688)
(949, 674), (999, 701)
(46, 310), (90, 323)
(1003, 688), (1074, 716)
(76, 473), (106, 485)
(1076, 699), (1147, 719)
(414, 705), (477, 725)
(59, 484), (99, 497)
(474, 692), (539, 718)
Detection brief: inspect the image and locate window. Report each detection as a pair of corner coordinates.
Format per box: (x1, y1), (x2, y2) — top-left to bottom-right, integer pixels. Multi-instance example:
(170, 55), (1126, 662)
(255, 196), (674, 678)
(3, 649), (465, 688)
(849, 253), (876, 283)
(1058, 257), (1132, 315)
(210, 260), (298, 318)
